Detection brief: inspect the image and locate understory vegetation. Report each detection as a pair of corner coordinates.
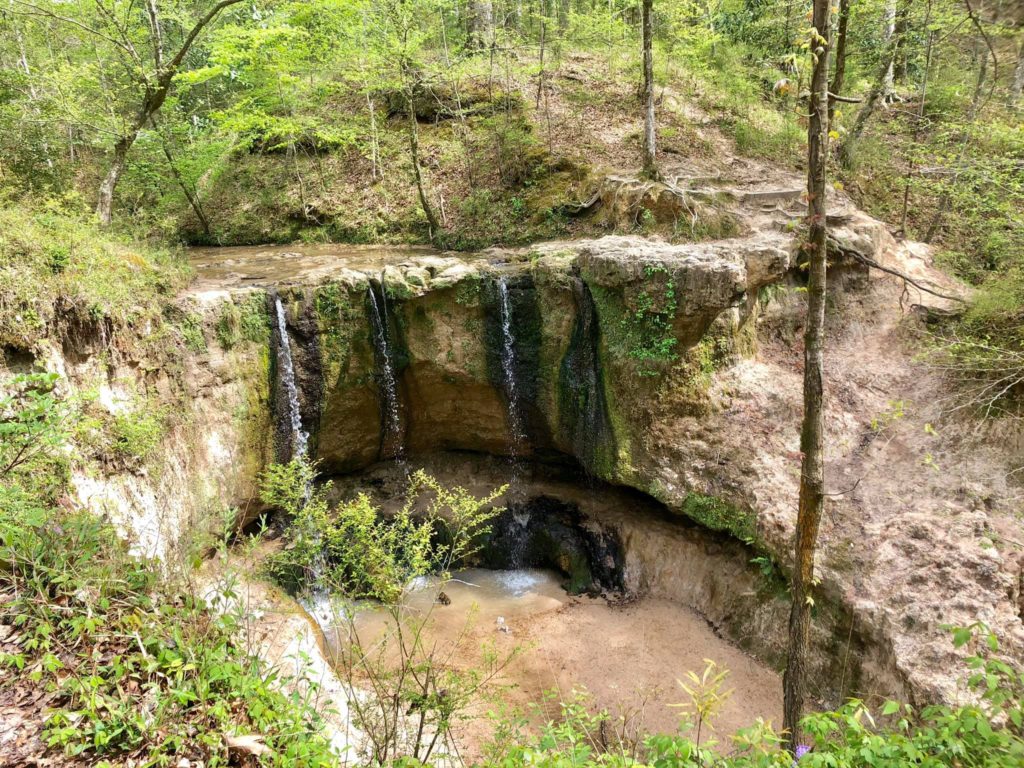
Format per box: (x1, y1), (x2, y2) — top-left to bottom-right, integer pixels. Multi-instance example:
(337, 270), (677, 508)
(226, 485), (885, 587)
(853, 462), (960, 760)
(0, 202), (190, 350)
(0, 373), (336, 766)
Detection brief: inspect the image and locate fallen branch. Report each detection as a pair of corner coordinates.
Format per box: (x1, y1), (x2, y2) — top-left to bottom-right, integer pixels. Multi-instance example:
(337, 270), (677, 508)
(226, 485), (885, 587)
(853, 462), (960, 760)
(829, 240), (966, 303)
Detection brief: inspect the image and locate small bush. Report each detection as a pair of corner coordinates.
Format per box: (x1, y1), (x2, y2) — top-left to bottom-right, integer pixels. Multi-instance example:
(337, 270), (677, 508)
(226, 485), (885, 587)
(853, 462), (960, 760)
(262, 459), (505, 601)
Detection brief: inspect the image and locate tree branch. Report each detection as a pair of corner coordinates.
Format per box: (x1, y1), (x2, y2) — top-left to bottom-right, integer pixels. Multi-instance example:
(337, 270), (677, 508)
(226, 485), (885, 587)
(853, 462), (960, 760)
(10, 0), (137, 59)
(833, 242), (967, 303)
(161, 0), (245, 82)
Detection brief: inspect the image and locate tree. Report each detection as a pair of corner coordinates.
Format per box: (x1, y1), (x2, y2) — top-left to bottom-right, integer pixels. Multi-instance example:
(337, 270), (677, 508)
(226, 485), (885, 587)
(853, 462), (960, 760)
(782, 0), (831, 752)
(11, 0), (244, 225)
(641, 0), (659, 179)
(362, 0), (444, 240)
(828, 0), (851, 124)
(1011, 38), (1024, 107)
(839, 12), (900, 167)
(468, 0), (494, 50)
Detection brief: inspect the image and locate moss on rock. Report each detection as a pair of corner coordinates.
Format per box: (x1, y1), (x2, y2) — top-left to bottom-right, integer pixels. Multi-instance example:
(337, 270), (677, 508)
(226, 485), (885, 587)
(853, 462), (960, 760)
(678, 491), (757, 543)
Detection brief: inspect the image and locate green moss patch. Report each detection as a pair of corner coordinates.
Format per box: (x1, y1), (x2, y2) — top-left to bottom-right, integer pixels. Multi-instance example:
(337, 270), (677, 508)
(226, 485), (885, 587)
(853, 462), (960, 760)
(679, 491), (757, 543)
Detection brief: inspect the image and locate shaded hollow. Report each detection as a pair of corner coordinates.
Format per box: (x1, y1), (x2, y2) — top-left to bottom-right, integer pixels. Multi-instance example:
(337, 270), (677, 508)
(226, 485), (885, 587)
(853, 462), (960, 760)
(479, 495), (625, 594)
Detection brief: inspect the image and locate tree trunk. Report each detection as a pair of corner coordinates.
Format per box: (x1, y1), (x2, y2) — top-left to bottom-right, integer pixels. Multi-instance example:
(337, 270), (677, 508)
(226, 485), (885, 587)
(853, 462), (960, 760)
(828, 0), (851, 124)
(893, 0), (911, 83)
(924, 48), (988, 243)
(839, 25), (899, 168)
(92, 0), (245, 225)
(899, 5), (933, 234)
(96, 134), (135, 226)
(882, 0), (897, 97)
(407, 108), (441, 241)
(468, 0), (493, 50)
(782, 0), (830, 753)
(152, 119), (212, 236)
(640, 0), (658, 179)
(1012, 40), (1024, 106)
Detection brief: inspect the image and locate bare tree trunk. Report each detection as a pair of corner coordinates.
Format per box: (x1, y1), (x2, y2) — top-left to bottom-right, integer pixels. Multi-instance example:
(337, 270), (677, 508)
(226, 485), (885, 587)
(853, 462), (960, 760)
(882, 0), (897, 97)
(155, 130), (212, 236)
(924, 45), (988, 243)
(407, 108), (441, 241)
(828, 0), (851, 125)
(783, 0), (830, 752)
(641, 0), (659, 180)
(900, 0), (933, 234)
(893, 0), (912, 83)
(839, 26), (899, 168)
(468, 0), (494, 50)
(1012, 40), (1024, 106)
(96, 135), (134, 226)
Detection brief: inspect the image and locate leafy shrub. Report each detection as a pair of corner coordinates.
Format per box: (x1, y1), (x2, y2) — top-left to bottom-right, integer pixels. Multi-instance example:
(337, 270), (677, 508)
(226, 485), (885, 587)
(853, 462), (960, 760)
(110, 407), (166, 463)
(262, 459), (505, 601)
(217, 292), (270, 349)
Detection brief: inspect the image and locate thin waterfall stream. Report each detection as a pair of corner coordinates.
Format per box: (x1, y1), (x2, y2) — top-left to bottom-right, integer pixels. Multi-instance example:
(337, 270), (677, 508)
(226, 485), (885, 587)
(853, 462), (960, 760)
(497, 275), (531, 556)
(274, 295), (308, 459)
(367, 281), (405, 465)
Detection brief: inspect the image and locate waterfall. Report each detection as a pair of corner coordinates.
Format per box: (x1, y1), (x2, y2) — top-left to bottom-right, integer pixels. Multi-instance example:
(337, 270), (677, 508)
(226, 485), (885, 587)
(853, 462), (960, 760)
(497, 276), (533, 545)
(506, 501), (532, 567)
(497, 276), (527, 469)
(274, 295), (308, 459)
(367, 282), (405, 464)
(559, 277), (616, 477)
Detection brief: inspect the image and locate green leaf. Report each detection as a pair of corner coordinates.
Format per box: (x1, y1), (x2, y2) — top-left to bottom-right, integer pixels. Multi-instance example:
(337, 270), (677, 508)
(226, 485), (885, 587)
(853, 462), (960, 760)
(952, 627), (972, 648)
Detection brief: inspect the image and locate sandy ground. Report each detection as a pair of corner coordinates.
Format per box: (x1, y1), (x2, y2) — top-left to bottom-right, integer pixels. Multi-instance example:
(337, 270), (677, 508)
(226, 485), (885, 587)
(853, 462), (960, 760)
(312, 567), (782, 760)
(507, 597), (782, 738)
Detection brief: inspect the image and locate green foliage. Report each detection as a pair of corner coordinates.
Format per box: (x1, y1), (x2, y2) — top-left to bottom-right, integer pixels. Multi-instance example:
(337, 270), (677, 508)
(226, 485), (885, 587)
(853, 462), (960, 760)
(591, 266), (680, 377)
(671, 39), (803, 165)
(1, 510), (336, 765)
(0, 372), (72, 530)
(0, 202), (189, 349)
(179, 311), (208, 353)
(0, 375), (336, 766)
(262, 459), (505, 601)
(217, 292), (270, 349)
(110, 406), (167, 463)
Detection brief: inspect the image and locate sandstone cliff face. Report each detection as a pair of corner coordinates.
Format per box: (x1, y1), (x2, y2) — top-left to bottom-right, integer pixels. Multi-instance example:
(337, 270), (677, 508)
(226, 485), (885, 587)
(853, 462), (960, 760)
(2, 287), (274, 562)
(181, 196), (1024, 709)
